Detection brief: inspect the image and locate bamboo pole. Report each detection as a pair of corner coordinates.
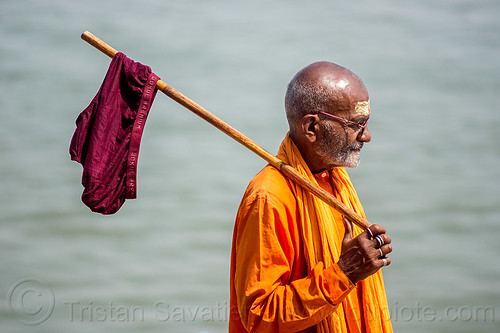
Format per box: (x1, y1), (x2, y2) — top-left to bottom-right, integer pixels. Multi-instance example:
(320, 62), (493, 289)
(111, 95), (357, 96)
(80, 31), (371, 230)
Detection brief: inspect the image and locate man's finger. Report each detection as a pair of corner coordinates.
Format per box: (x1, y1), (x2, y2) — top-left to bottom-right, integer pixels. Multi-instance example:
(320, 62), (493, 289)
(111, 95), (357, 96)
(373, 234), (392, 248)
(378, 244), (393, 257)
(368, 224), (387, 237)
(380, 256), (391, 268)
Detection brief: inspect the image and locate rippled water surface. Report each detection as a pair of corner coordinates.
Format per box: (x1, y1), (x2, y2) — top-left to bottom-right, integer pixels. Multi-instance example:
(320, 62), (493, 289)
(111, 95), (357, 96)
(1, 1), (499, 332)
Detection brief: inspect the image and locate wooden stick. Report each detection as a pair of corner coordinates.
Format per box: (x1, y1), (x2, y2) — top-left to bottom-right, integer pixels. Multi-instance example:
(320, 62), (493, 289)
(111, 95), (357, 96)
(80, 31), (371, 230)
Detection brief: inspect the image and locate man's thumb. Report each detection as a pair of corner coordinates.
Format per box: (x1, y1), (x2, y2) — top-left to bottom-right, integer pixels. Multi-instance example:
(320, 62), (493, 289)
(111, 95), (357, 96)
(342, 217), (354, 245)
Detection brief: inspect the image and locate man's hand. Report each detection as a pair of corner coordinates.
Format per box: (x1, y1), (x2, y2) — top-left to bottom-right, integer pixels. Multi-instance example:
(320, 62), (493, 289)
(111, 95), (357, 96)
(337, 218), (392, 284)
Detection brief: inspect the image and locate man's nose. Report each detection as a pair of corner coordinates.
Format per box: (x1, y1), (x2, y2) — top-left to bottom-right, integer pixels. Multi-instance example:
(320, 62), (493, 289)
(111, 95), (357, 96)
(358, 127), (371, 143)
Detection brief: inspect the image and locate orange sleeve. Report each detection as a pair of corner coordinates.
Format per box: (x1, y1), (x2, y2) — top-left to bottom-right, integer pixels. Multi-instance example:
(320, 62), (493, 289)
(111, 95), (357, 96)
(233, 191), (355, 332)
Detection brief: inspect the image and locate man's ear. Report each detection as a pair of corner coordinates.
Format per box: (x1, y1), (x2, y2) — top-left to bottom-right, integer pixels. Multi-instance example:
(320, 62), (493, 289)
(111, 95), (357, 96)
(301, 114), (320, 143)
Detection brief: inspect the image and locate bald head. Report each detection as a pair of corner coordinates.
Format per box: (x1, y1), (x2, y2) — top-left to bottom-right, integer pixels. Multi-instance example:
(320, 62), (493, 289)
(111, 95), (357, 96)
(284, 62), (372, 171)
(285, 61), (369, 132)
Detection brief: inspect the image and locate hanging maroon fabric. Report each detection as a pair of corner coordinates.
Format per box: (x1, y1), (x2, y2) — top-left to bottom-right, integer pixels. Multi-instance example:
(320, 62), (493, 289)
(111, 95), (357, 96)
(70, 52), (160, 214)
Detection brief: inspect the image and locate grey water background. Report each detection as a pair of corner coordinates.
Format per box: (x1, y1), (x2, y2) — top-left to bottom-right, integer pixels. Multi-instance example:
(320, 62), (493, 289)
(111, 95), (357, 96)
(1, 0), (499, 332)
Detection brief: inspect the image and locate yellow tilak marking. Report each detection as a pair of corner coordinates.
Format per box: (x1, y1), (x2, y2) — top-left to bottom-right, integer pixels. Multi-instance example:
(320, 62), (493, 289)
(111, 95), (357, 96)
(355, 100), (370, 116)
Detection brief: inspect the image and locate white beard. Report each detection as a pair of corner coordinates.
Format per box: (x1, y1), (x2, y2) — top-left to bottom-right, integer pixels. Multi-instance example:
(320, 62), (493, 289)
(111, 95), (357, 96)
(318, 121), (363, 168)
(342, 148), (361, 168)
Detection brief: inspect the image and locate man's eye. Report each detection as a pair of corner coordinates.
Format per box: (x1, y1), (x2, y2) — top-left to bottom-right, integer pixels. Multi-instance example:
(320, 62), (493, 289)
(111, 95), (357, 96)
(348, 123), (360, 130)
(356, 119), (368, 126)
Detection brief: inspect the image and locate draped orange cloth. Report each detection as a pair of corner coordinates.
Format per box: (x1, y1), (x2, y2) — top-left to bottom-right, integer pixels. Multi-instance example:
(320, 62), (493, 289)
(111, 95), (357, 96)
(229, 134), (392, 332)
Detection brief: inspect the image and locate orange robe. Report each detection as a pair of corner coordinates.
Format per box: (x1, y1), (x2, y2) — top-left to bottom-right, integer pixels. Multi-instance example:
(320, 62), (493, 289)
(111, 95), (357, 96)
(229, 134), (392, 332)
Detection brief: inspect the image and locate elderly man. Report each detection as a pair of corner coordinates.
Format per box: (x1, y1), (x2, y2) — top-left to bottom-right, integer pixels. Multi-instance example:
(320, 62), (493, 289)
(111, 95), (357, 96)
(229, 62), (393, 332)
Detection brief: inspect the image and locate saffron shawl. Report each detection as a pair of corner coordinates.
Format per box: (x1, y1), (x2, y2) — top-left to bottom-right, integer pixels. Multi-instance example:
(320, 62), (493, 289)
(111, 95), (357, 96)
(277, 134), (392, 332)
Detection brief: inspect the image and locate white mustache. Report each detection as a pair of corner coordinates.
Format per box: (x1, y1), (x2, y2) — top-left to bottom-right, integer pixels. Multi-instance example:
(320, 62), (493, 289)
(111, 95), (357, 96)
(349, 142), (364, 150)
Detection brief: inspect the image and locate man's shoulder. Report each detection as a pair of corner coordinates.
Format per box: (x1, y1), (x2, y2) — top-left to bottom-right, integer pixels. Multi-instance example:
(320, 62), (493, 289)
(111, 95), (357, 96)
(243, 164), (295, 205)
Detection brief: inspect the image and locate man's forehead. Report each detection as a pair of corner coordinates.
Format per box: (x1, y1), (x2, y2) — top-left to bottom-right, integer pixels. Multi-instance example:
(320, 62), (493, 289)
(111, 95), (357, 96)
(354, 100), (370, 117)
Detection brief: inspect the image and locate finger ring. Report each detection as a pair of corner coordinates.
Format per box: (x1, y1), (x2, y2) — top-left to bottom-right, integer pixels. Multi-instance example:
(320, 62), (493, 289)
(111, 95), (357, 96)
(382, 258), (388, 266)
(375, 235), (385, 247)
(379, 248), (383, 257)
(367, 227), (374, 239)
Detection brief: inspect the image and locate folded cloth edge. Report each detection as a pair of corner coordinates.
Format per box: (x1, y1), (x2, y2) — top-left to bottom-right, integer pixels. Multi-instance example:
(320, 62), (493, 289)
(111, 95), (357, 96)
(126, 72), (160, 199)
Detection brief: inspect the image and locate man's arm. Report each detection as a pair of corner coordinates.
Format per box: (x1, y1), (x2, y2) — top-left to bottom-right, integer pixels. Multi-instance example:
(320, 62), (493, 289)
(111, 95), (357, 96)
(232, 194), (355, 332)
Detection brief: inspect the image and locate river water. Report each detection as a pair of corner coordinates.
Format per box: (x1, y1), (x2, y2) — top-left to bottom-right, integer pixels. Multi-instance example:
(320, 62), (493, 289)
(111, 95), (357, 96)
(1, 0), (499, 332)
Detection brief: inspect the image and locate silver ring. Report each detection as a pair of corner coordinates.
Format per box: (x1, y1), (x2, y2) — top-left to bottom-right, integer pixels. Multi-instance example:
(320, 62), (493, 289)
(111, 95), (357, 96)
(375, 235), (384, 247)
(367, 227), (374, 239)
(382, 258), (388, 266)
(379, 248), (383, 257)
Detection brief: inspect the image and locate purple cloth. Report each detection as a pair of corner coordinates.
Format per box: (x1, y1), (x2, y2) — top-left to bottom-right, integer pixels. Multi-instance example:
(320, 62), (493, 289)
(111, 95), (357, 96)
(70, 52), (160, 214)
